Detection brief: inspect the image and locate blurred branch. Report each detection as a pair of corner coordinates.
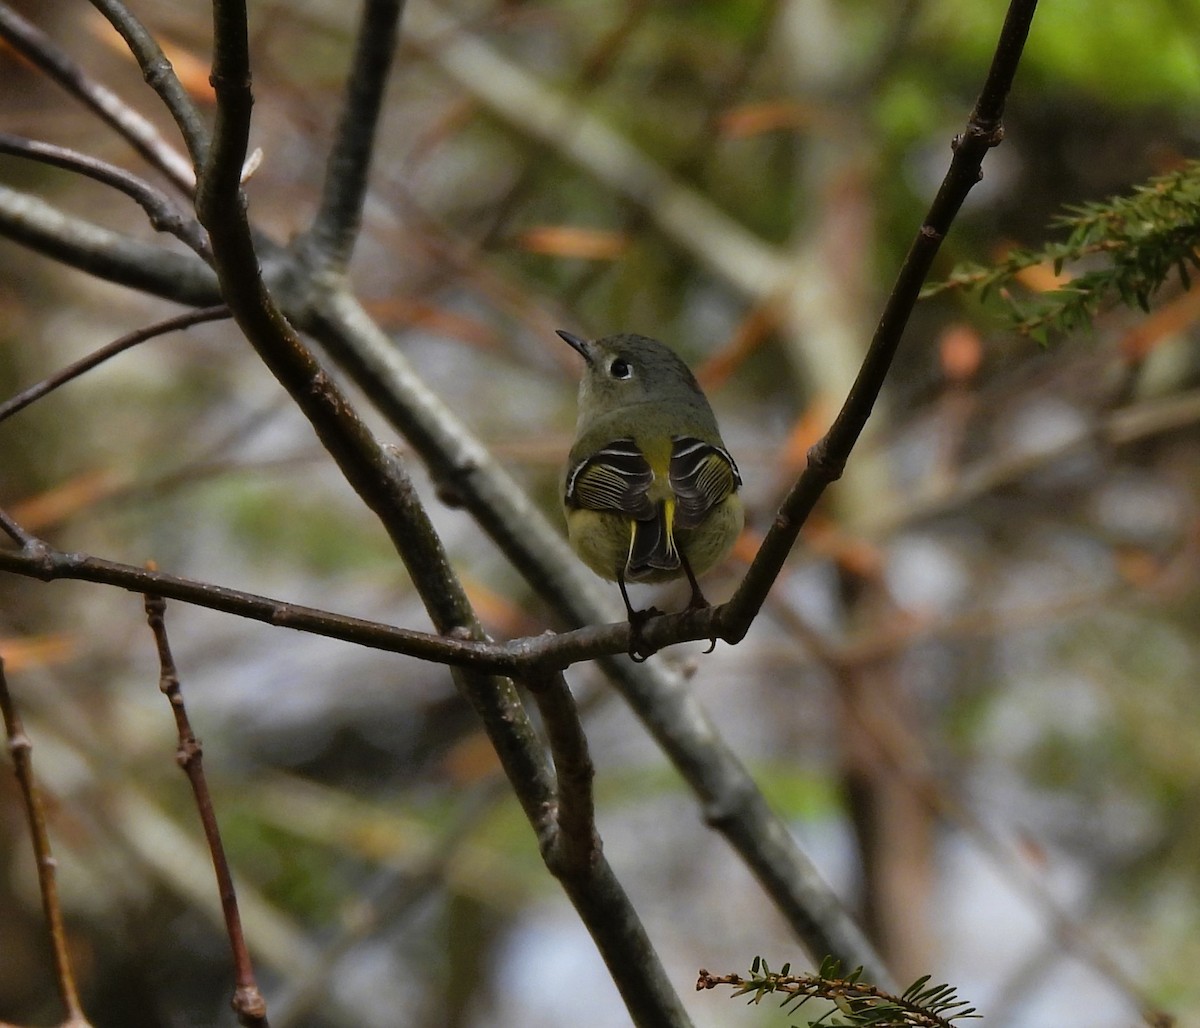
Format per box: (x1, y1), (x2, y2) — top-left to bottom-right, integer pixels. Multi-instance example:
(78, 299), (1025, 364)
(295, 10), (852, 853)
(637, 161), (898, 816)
(87, 0), (211, 169)
(404, 1), (789, 300)
(270, 783), (509, 1028)
(142, 588), (268, 1027)
(0, 133), (210, 256)
(0, 306), (229, 425)
(0, 186), (220, 303)
(721, 0), (1041, 642)
(0, 659), (93, 1028)
(303, 0), (406, 274)
(398, 0), (863, 409)
(0, 3), (195, 192)
(770, 593), (1177, 1027)
(859, 380), (1200, 538)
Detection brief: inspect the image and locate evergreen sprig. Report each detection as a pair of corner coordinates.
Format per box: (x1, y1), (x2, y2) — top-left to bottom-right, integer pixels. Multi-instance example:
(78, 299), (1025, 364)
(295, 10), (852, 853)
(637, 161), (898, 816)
(923, 160), (1200, 342)
(697, 956), (979, 1028)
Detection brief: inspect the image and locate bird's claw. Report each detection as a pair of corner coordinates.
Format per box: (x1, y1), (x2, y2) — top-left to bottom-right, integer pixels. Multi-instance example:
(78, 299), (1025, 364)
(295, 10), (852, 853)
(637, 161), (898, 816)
(627, 605), (663, 661)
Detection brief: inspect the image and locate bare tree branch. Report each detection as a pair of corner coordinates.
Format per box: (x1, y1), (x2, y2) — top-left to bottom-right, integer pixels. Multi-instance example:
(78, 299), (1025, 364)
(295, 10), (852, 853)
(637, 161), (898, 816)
(0, 2), (196, 192)
(0, 659), (94, 1028)
(87, 0), (211, 169)
(0, 185), (219, 302)
(719, 0), (1042, 642)
(524, 668), (692, 1027)
(143, 588), (269, 1027)
(0, 307), (229, 425)
(0, 133), (210, 256)
(303, 0), (406, 274)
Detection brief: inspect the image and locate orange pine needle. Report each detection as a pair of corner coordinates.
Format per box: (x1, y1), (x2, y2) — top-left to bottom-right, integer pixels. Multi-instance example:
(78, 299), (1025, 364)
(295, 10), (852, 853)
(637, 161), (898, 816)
(938, 323), (983, 384)
(87, 10), (214, 104)
(695, 302), (777, 392)
(779, 401), (833, 477)
(363, 297), (503, 349)
(11, 469), (127, 531)
(717, 101), (822, 139)
(0, 634), (77, 672)
(517, 226), (629, 261)
(1120, 283), (1200, 362)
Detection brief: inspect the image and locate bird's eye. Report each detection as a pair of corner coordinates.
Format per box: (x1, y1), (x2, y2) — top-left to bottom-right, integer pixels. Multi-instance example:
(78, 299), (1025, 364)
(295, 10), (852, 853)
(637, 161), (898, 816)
(609, 358), (632, 380)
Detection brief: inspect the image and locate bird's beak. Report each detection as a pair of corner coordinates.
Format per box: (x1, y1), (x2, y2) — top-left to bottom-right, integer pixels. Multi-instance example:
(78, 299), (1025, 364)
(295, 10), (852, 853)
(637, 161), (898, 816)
(556, 329), (594, 366)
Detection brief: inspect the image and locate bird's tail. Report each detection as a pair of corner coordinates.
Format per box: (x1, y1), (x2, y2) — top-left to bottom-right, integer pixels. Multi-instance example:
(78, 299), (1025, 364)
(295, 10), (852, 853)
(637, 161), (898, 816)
(626, 499), (680, 579)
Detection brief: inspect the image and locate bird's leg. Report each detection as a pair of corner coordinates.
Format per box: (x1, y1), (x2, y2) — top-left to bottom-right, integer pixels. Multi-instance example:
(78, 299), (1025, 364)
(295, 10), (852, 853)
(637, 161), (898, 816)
(618, 570), (659, 662)
(679, 552), (719, 654)
(679, 552), (710, 610)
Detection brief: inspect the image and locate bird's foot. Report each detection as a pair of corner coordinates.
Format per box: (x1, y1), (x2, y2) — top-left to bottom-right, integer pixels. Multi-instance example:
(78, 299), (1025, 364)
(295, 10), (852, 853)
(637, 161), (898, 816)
(626, 605), (663, 662)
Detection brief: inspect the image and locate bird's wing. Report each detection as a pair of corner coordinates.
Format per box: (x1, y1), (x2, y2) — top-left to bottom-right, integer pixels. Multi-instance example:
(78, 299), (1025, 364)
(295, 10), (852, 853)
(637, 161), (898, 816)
(565, 438), (657, 519)
(669, 437), (741, 530)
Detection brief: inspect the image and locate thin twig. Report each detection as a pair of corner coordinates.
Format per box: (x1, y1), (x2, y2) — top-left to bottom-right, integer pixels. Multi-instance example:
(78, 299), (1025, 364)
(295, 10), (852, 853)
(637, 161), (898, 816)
(0, 133), (210, 257)
(304, 0), (406, 273)
(719, 0), (1041, 642)
(0, 2), (196, 192)
(0, 522), (739, 673)
(0, 658), (94, 1028)
(0, 508), (38, 549)
(142, 586), (269, 1027)
(0, 306), (229, 426)
(87, 0), (211, 169)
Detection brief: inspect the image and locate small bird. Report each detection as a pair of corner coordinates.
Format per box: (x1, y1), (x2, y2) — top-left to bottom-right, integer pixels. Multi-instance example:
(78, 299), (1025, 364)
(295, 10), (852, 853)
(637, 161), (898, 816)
(560, 330), (743, 636)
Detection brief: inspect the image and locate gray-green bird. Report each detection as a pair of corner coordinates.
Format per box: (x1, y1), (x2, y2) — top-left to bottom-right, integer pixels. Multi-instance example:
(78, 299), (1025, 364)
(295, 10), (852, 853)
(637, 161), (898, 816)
(559, 330), (743, 625)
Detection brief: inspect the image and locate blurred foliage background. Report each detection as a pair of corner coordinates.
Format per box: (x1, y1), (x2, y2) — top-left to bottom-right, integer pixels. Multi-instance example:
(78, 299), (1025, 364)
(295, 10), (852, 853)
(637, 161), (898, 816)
(2, 0), (1200, 1025)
